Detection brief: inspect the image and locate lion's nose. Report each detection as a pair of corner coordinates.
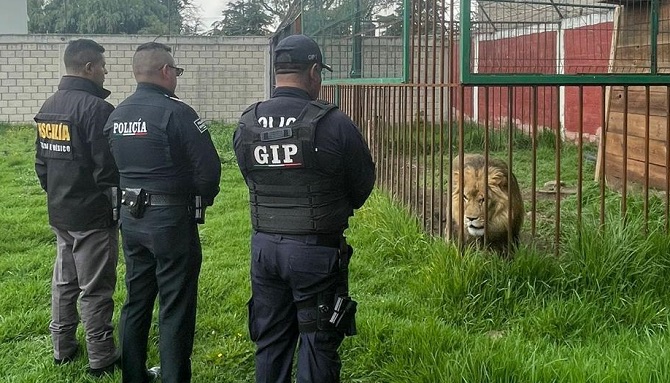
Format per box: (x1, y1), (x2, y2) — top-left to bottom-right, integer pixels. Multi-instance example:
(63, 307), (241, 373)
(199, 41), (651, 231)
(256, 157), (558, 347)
(465, 215), (478, 223)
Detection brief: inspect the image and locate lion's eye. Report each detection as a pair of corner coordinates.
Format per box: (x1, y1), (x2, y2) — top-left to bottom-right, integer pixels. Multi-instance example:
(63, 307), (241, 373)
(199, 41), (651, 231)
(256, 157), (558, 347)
(478, 197), (485, 205)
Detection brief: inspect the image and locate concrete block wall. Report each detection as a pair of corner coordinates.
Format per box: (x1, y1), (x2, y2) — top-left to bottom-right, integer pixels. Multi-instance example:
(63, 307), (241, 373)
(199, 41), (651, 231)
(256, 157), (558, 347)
(0, 34), (270, 125)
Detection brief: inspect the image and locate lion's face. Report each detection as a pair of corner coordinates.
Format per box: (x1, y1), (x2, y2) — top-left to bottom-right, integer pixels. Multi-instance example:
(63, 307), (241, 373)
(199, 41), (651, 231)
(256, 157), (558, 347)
(452, 165), (505, 238)
(461, 187), (488, 237)
(450, 155), (524, 248)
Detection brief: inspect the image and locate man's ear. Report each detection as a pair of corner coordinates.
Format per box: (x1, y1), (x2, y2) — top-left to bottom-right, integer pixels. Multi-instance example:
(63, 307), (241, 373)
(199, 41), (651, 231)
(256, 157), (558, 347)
(84, 61), (94, 74)
(309, 63), (320, 79)
(158, 64), (167, 79)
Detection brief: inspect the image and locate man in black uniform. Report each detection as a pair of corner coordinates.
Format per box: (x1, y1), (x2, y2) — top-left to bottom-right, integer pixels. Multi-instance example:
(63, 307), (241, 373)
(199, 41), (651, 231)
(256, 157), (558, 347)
(104, 42), (221, 383)
(234, 34), (375, 383)
(34, 38), (120, 378)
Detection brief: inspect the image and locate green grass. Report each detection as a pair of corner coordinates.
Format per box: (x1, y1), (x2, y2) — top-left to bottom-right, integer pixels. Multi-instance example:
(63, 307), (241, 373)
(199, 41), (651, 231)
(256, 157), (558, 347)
(2, 123), (670, 382)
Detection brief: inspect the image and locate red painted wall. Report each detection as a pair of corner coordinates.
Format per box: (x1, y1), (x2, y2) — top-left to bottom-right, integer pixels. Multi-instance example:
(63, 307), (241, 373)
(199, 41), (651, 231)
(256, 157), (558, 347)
(467, 23), (614, 139)
(477, 31), (560, 130)
(564, 22), (614, 137)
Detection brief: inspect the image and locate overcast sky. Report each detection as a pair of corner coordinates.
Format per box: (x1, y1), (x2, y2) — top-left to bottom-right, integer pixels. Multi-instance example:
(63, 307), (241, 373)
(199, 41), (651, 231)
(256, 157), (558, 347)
(191, 0), (230, 29)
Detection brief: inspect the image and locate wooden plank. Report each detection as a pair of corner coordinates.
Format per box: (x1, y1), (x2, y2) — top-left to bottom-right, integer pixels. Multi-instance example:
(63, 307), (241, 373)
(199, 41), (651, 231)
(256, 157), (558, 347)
(604, 151), (669, 191)
(611, 62), (651, 72)
(608, 111), (670, 141)
(621, 7), (651, 25)
(659, 24), (670, 44)
(605, 131), (668, 166)
(610, 85), (670, 93)
(611, 41), (651, 71)
(661, 3), (670, 19)
(609, 87), (669, 117)
(598, 5), (621, 182)
(655, 42), (670, 66)
(615, 45), (652, 60)
(618, 28), (651, 47)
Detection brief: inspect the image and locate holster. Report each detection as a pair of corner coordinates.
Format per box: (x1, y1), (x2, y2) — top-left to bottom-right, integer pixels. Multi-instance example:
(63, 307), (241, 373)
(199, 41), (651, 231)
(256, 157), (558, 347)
(328, 294), (358, 336)
(193, 195), (206, 224)
(121, 188), (146, 218)
(110, 187), (121, 221)
(329, 241), (357, 336)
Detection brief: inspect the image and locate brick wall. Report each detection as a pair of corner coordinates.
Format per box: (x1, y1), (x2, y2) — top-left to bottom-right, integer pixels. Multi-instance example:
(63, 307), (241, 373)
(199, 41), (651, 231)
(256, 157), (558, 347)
(0, 34), (270, 124)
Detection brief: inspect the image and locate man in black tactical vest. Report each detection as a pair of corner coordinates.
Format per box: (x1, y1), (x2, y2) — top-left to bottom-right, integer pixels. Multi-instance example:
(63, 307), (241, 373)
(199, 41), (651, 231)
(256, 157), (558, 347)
(104, 42), (221, 383)
(234, 34), (376, 383)
(34, 38), (120, 378)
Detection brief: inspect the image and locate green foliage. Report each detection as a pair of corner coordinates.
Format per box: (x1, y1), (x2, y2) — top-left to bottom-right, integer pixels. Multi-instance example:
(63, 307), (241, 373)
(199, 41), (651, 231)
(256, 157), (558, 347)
(264, 0), (398, 37)
(3, 122), (670, 382)
(377, 3), (403, 36)
(209, 0), (273, 36)
(378, 0), (451, 37)
(28, 0), (195, 35)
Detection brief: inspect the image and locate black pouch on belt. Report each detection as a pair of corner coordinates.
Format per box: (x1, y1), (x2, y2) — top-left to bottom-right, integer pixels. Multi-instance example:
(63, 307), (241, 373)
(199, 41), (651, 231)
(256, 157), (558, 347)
(122, 188), (146, 218)
(329, 295), (357, 336)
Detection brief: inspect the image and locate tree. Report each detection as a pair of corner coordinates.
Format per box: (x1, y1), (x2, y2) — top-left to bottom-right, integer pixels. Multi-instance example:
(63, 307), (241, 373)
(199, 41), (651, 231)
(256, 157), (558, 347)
(263, 0), (398, 24)
(209, 0), (273, 36)
(181, 2), (205, 35)
(209, 0), (399, 36)
(378, 2), (403, 36)
(378, 0), (454, 37)
(28, 0), (198, 35)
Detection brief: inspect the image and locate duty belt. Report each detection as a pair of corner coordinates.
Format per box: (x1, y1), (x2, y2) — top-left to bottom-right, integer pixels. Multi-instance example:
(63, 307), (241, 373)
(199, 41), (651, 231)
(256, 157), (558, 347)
(257, 232), (343, 248)
(145, 193), (190, 206)
(120, 189), (190, 207)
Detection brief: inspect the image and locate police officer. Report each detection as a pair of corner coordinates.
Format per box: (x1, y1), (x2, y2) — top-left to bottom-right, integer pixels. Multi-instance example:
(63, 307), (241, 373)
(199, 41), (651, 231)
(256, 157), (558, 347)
(104, 42), (221, 383)
(234, 34), (375, 383)
(34, 38), (119, 378)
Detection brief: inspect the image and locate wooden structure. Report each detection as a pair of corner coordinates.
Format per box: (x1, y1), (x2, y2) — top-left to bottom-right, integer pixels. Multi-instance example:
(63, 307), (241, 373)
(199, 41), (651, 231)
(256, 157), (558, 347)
(601, 1), (670, 190)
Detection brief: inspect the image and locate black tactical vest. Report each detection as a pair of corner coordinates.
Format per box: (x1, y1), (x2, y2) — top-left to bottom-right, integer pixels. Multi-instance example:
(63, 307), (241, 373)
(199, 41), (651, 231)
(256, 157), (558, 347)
(237, 100), (351, 234)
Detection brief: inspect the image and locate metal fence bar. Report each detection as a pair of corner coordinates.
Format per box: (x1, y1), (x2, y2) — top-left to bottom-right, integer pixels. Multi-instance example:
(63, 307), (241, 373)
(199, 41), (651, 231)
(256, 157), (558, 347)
(644, 86), (650, 235)
(666, 87), (670, 234)
(531, 85), (538, 238)
(577, 86), (584, 233)
(599, 85), (607, 229)
(554, 85), (562, 257)
(622, 85), (629, 222)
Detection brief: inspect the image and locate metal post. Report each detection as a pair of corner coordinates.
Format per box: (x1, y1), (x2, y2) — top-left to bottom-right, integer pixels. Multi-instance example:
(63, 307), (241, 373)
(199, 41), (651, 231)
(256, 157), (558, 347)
(651, 0), (659, 75)
(350, 0), (362, 78)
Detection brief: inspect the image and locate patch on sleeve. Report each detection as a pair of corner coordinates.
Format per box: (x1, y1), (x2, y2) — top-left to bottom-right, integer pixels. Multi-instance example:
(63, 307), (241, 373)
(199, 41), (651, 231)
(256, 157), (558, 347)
(194, 118), (208, 133)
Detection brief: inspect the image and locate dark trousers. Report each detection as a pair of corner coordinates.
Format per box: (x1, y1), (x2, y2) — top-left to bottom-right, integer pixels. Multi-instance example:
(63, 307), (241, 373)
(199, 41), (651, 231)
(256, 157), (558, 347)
(248, 231), (349, 383)
(119, 205), (202, 383)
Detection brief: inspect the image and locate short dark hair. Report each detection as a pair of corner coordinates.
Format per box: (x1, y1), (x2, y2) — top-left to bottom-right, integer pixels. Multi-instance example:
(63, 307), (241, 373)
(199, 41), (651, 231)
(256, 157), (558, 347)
(64, 39), (105, 72)
(136, 42), (172, 53)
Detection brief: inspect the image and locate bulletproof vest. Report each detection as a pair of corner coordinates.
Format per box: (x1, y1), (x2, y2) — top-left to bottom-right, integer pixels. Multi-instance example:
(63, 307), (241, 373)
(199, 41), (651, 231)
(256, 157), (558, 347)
(237, 100), (351, 234)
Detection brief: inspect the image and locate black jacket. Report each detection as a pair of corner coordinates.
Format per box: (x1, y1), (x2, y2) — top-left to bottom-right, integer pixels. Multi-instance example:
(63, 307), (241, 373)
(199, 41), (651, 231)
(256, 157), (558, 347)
(34, 76), (118, 231)
(104, 83), (221, 205)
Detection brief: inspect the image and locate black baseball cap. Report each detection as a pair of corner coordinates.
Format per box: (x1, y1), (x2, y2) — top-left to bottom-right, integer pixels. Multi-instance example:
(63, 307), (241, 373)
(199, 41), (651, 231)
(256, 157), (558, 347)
(274, 34), (333, 72)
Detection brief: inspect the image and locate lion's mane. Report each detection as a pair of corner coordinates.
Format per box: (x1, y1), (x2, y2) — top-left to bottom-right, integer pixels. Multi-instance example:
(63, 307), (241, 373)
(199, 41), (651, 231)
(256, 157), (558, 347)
(450, 154), (524, 253)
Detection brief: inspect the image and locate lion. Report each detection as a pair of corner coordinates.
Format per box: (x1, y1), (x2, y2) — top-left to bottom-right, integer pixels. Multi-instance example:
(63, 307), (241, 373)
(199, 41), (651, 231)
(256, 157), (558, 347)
(449, 154), (524, 254)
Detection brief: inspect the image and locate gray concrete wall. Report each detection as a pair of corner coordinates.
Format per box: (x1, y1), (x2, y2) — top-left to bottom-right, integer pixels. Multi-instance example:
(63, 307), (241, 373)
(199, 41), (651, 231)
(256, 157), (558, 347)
(0, 34), (270, 124)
